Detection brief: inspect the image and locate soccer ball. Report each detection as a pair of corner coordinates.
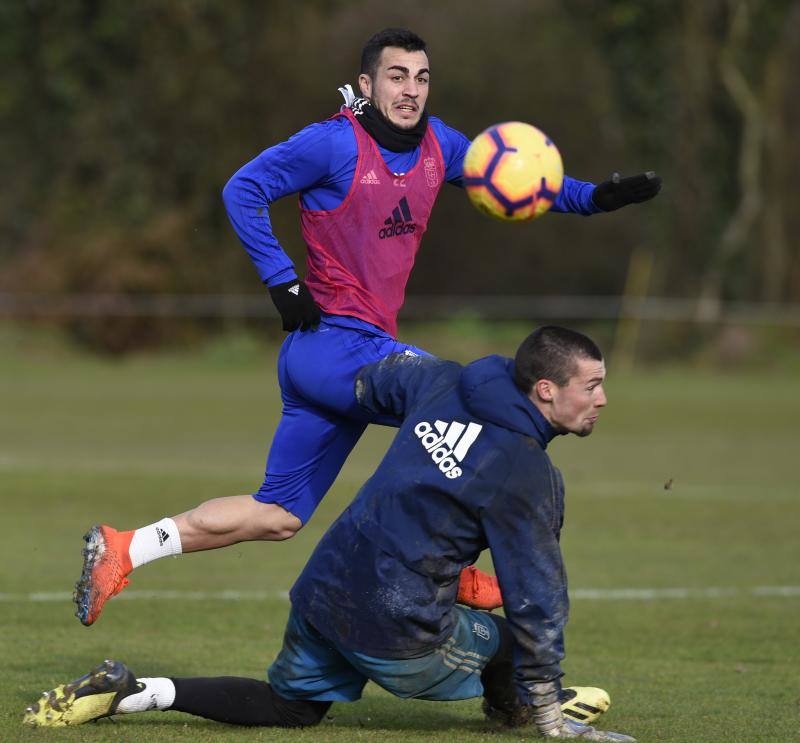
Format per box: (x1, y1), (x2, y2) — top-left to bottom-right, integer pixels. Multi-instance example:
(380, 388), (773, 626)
(463, 122), (563, 221)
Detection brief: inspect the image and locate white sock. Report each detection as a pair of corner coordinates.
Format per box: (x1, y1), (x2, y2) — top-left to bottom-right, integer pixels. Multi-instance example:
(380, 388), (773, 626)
(117, 677), (176, 713)
(129, 518), (182, 569)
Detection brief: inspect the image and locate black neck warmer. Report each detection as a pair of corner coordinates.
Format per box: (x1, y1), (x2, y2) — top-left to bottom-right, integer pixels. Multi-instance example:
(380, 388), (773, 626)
(350, 97), (429, 153)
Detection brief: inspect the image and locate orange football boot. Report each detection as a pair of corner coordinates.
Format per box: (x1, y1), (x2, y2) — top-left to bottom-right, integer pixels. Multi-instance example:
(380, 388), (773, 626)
(74, 525), (134, 626)
(457, 565), (504, 610)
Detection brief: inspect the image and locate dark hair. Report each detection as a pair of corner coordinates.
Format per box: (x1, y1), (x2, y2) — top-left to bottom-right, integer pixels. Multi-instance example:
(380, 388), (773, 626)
(514, 326), (603, 392)
(360, 28), (427, 79)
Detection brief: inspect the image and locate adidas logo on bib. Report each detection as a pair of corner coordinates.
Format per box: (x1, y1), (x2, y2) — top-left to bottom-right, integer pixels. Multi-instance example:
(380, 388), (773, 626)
(360, 169), (381, 185)
(378, 197), (416, 239)
(414, 419), (483, 479)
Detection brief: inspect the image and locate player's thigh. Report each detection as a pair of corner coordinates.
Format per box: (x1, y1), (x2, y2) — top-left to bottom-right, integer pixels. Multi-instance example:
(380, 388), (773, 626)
(282, 325), (431, 419)
(281, 326), (379, 417)
(263, 394), (363, 473)
(344, 607), (501, 701)
(268, 609), (368, 703)
(256, 399), (365, 524)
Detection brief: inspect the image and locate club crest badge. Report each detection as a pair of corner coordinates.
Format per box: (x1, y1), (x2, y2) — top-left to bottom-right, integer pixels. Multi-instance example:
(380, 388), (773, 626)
(424, 157), (439, 188)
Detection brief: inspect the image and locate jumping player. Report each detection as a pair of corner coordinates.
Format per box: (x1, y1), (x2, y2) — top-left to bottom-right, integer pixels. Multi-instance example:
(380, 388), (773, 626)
(33, 327), (633, 741)
(74, 28), (661, 626)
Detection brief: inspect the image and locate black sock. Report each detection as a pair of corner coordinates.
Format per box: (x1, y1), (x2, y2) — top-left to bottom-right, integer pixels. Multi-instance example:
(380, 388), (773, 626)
(480, 614), (519, 714)
(169, 677), (331, 727)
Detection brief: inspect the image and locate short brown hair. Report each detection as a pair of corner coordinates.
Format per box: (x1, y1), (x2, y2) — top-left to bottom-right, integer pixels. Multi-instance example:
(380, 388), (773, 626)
(514, 326), (603, 392)
(360, 28), (427, 79)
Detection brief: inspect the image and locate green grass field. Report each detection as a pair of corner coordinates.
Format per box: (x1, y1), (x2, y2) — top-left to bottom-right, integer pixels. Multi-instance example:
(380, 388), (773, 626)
(1, 327), (798, 742)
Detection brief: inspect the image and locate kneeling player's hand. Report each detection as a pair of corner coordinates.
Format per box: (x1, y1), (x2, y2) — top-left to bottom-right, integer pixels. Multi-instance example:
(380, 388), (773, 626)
(268, 280), (321, 332)
(591, 171), (661, 212)
(539, 718), (636, 741)
(530, 682), (635, 741)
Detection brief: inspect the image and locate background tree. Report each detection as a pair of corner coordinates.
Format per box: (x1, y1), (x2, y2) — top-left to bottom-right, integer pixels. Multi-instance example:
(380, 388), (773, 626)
(2, 0), (798, 351)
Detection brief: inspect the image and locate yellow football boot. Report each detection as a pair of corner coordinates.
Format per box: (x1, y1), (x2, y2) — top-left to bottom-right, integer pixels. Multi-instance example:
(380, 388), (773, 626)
(561, 686), (611, 725)
(22, 659), (136, 727)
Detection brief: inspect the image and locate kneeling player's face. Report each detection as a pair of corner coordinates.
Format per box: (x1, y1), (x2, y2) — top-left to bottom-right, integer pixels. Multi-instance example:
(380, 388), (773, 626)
(359, 47), (429, 129)
(546, 357), (608, 437)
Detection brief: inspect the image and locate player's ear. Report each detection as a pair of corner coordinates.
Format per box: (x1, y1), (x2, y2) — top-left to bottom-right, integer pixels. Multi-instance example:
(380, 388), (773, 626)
(358, 73), (372, 99)
(535, 379), (554, 402)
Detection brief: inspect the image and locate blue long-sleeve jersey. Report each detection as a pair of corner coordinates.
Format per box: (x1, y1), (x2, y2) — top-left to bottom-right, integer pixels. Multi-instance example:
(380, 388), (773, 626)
(290, 352), (570, 704)
(223, 115), (600, 288)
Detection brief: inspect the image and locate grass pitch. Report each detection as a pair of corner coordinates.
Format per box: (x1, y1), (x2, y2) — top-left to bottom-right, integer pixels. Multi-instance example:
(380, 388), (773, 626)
(1, 327), (798, 742)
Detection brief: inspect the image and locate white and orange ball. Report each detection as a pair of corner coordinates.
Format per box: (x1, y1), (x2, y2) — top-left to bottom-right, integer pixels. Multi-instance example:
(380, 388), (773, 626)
(463, 122), (563, 221)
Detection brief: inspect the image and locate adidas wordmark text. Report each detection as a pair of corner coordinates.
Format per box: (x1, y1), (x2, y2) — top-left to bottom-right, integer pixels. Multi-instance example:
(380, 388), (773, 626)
(414, 419), (483, 479)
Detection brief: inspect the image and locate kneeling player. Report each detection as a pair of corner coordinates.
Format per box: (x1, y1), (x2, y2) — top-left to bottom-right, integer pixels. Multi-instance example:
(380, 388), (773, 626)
(27, 327), (635, 740)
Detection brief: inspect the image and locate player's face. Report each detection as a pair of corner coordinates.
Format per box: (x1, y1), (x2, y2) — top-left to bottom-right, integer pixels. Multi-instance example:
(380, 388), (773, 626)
(542, 357), (607, 437)
(358, 47), (430, 129)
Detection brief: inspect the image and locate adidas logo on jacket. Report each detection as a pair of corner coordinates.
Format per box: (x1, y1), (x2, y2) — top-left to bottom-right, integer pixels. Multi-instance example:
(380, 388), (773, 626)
(414, 419), (483, 479)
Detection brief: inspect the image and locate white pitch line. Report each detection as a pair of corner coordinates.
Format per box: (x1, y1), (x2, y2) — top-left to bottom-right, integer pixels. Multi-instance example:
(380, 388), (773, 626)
(569, 586), (800, 600)
(0, 586), (799, 603)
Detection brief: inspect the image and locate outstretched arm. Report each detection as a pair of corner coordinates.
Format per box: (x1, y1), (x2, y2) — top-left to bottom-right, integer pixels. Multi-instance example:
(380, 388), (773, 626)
(433, 118), (661, 215)
(355, 353), (456, 421)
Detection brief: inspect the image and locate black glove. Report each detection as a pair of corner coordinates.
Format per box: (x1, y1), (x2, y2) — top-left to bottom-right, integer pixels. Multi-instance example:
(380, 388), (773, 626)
(268, 279), (321, 332)
(591, 171), (662, 212)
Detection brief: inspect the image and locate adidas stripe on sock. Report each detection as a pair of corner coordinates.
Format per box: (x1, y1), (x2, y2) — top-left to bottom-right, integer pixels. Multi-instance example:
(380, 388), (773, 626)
(117, 677), (176, 713)
(129, 518), (183, 569)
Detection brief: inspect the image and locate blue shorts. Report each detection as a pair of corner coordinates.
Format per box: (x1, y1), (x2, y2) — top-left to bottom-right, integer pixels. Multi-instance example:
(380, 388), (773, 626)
(269, 606), (501, 702)
(254, 315), (428, 524)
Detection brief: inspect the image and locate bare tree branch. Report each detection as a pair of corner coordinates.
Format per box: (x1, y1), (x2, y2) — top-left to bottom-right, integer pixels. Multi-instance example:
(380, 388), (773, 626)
(698, 0), (766, 319)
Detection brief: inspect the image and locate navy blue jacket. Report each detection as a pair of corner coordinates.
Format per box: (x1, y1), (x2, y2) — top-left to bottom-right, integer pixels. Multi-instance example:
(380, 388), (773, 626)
(290, 353), (569, 703)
